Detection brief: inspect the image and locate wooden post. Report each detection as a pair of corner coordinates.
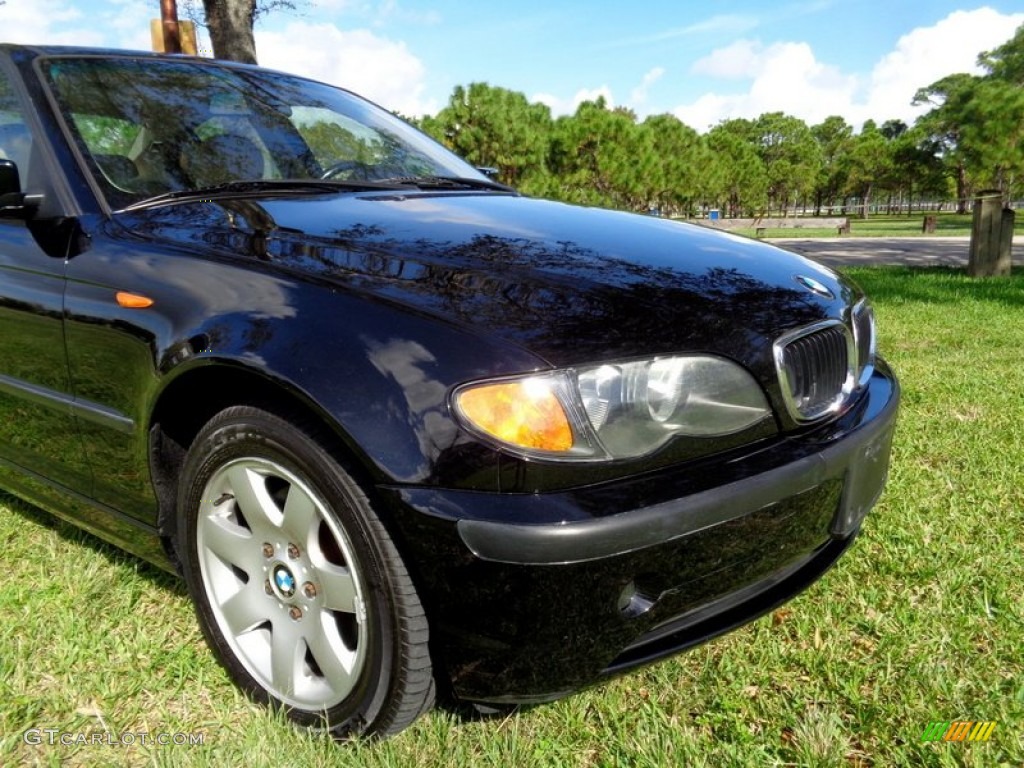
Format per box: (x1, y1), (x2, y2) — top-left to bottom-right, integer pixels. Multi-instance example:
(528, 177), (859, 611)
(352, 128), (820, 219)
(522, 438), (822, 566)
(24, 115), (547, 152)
(1000, 208), (1015, 269)
(161, 0), (181, 54)
(922, 215), (936, 234)
(968, 190), (1011, 277)
(150, 19), (197, 54)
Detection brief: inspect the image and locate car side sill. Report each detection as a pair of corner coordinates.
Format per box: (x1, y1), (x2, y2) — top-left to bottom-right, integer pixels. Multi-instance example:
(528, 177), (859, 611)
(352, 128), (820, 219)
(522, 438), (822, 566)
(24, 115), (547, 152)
(0, 453), (170, 570)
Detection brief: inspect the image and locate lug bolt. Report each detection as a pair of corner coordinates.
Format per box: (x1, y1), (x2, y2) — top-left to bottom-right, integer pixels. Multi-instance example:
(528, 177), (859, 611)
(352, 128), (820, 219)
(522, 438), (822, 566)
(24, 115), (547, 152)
(303, 582), (317, 599)
(264, 579), (273, 595)
(289, 606), (303, 621)
(287, 543), (300, 559)
(262, 543), (274, 559)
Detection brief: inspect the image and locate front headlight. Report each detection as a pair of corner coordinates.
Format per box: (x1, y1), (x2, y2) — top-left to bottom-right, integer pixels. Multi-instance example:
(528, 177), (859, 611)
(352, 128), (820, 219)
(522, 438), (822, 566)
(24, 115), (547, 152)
(452, 355), (772, 461)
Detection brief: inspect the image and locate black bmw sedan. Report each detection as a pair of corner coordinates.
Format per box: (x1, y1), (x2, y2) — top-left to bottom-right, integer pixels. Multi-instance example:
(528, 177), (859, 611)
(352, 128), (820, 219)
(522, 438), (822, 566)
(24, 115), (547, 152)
(0, 45), (898, 738)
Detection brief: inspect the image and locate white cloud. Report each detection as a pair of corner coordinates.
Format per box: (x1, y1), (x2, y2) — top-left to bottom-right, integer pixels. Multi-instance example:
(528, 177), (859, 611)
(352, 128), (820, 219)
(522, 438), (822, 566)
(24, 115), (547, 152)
(676, 40), (857, 129)
(105, 0), (161, 51)
(256, 22), (437, 116)
(0, 0), (105, 46)
(533, 86), (615, 116)
(691, 39), (763, 80)
(673, 92), (742, 133)
(0, 0), (190, 52)
(531, 92), (560, 111)
(574, 86), (614, 108)
(630, 66), (665, 106)
(864, 7), (1024, 124)
(672, 7), (1024, 132)
(0, 0), (434, 118)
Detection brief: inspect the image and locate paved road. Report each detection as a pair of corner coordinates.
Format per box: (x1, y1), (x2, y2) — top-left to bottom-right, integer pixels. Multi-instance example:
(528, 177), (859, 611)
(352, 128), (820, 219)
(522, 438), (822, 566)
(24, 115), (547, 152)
(771, 236), (1024, 269)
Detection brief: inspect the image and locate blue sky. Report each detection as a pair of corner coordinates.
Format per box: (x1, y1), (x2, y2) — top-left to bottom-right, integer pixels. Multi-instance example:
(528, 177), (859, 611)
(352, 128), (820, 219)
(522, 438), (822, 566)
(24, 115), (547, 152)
(3, 1), (1023, 130)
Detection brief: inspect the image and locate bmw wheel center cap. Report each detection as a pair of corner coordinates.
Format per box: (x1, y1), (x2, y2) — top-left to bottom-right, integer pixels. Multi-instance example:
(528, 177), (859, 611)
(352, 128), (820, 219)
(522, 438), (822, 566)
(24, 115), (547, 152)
(273, 565), (297, 598)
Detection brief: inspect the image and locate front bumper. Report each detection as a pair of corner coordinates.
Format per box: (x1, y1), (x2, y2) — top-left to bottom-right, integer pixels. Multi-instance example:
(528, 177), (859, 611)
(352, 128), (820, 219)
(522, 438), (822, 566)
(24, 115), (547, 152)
(380, 362), (899, 704)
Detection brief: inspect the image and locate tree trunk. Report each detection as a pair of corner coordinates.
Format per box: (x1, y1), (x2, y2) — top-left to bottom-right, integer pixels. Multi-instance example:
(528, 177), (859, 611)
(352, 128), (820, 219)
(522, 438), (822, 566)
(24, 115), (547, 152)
(860, 183), (872, 219)
(955, 162), (968, 215)
(202, 0), (258, 64)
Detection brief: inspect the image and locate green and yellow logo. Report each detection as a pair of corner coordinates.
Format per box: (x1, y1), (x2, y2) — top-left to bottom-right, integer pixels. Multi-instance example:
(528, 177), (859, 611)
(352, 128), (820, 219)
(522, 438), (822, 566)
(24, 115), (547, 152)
(921, 721), (997, 742)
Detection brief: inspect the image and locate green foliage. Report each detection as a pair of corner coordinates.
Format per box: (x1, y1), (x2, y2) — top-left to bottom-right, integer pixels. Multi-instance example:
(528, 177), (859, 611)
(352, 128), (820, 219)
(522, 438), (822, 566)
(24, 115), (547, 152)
(71, 114), (141, 156)
(420, 82), (552, 192)
(841, 122), (892, 218)
(295, 120), (378, 167)
(889, 126), (950, 205)
(705, 123), (768, 216)
(811, 115), (853, 214)
(406, 25), (1024, 219)
(548, 98), (653, 209)
(979, 22), (1024, 85)
(958, 79), (1024, 192)
(752, 112), (822, 214)
(638, 113), (708, 215)
(912, 23), (1024, 205)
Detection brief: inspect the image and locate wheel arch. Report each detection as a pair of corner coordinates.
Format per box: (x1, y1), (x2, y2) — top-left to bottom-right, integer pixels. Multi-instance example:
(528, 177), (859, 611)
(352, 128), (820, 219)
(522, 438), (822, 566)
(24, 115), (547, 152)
(147, 361), (379, 573)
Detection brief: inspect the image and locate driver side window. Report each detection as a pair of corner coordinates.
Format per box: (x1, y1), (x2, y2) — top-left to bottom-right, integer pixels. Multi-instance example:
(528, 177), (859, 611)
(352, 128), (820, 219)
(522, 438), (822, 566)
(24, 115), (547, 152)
(0, 71), (31, 191)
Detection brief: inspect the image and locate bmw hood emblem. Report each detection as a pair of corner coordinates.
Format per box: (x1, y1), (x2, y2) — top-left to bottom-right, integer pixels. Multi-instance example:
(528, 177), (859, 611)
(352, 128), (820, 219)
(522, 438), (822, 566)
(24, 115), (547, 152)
(273, 565), (296, 597)
(794, 274), (835, 299)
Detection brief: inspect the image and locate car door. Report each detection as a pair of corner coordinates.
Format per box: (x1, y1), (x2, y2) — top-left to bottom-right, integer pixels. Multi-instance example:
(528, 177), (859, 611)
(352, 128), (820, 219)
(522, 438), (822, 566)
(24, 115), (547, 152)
(0, 64), (93, 493)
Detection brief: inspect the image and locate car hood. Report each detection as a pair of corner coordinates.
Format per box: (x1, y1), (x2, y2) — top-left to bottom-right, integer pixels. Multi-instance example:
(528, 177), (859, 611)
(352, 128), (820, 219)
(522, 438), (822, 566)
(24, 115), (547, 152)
(125, 191), (857, 368)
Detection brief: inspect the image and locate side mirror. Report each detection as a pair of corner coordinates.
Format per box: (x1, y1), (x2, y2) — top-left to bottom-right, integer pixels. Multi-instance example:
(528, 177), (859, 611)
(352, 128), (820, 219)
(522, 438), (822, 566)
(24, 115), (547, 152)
(0, 158), (20, 195)
(0, 159), (40, 217)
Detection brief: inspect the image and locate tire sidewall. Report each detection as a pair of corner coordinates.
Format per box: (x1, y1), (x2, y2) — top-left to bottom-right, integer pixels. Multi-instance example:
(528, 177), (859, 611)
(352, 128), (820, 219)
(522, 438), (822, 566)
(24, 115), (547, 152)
(177, 409), (399, 734)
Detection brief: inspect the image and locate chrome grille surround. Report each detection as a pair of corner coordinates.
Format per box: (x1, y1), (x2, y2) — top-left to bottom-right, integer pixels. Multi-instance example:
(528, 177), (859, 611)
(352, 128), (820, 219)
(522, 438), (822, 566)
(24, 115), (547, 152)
(851, 298), (876, 388)
(774, 319), (856, 423)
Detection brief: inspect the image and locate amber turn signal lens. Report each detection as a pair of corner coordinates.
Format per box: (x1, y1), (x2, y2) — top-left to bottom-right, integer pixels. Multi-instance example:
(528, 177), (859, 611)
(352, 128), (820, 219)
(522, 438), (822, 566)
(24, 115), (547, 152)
(457, 380), (573, 452)
(115, 291), (154, 308)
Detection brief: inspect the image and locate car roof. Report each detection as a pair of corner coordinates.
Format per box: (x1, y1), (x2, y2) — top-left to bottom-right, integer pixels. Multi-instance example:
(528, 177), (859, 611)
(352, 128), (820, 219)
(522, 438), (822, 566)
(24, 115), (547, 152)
(0, 43), (260, 71)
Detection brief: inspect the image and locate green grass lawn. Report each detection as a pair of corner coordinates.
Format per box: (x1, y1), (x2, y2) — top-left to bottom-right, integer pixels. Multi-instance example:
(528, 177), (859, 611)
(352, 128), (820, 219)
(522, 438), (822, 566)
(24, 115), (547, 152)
(1, 267), (1023, 767)
(724, 211), (1024, 240)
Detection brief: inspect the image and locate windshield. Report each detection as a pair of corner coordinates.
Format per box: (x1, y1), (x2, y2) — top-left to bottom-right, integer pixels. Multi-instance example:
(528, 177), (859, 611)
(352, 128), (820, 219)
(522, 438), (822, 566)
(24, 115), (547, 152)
(42, 56), (483, 209)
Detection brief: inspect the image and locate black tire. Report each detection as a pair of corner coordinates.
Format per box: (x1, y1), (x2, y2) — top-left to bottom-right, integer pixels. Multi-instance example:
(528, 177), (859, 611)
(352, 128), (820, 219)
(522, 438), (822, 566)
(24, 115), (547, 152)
(176, 405), (434, 738)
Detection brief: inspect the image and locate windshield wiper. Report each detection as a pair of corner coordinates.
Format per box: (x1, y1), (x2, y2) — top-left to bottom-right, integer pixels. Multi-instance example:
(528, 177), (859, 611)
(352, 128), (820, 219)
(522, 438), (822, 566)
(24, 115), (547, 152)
(118, 178), (411, 212)
(375, 175), (518, 194)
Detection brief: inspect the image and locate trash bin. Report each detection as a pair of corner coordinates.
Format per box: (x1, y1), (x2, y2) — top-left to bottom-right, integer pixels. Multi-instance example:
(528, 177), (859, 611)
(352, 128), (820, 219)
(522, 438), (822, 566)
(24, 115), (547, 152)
(709, 209), (720, 221)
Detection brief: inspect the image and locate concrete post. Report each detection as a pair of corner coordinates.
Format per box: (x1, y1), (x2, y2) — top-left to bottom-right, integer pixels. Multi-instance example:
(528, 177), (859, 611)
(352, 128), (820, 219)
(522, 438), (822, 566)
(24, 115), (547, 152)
(968, 190), (1012, 277)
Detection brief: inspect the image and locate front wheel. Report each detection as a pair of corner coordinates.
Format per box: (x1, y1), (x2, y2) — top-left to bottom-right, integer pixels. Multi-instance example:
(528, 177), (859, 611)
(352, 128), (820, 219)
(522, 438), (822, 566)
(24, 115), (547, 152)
(177, 406), (434, 737)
